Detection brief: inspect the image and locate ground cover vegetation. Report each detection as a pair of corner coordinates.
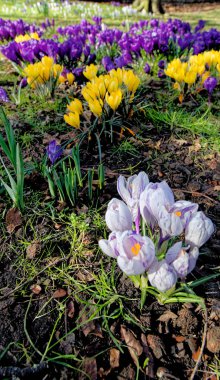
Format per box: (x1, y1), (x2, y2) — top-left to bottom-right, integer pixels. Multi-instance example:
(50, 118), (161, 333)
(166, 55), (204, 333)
(0, 1), (219, 379)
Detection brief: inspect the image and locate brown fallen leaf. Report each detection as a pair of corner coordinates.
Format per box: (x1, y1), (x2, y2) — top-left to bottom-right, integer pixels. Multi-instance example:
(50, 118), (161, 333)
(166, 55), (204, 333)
(52, 289), (67, 298)
(172, 335), (185, 343)
(26, 241), (41, 259)
(79, 305), (96, 337)
(207, 327), (220, 353)
(79, 358), (97, 380)
(192, 346), (201, 361)
(67, 300), (75, 318)
(157, 310), (178, 322)
(6, 208), (22, 233)
(120, 325), (143, 366)
(30, 284), (42, 295)
(147, 334), (166, 360)
(109, 348), (120, 369)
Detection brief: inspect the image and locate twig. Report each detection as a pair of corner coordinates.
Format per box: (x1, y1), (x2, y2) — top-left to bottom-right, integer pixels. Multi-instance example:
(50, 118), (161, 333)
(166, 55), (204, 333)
(172, 189), (218, 204)
(189, 303), (208, 380)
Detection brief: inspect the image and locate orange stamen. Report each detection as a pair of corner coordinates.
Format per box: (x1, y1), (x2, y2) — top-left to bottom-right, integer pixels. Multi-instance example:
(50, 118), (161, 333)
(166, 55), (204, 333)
(131, 243), (141, 256)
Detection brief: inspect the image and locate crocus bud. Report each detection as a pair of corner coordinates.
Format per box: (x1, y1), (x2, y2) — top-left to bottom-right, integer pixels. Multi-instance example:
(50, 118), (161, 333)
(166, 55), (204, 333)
(99, 231), (121, 258)
(185, 211), (214, 248)
(148, 260), (177, 293)
(140, 181), (174, 228)
(144, 63), (151, 74)
(0, 87), (9, 102)
(117, 231), (155, 276)
(166, 242), (199, 279)
(117, 172), (149, 222)
(46, 140), (63, 165)
(105, 198), (133, 232)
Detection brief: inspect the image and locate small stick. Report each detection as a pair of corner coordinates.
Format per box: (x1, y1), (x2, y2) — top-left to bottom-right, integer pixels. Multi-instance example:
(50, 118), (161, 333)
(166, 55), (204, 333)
(189, 303), (208, 380)
(172, 188), (218, 204)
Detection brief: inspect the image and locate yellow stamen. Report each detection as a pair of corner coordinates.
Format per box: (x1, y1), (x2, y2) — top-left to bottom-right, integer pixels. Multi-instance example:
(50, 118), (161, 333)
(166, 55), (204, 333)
(131, 243), (141, 256)
(175, 211), (182, 217)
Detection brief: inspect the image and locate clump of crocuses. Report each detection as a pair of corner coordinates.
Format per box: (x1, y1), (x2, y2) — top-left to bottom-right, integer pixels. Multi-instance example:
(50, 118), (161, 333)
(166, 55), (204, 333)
(99, 172), (214, 295)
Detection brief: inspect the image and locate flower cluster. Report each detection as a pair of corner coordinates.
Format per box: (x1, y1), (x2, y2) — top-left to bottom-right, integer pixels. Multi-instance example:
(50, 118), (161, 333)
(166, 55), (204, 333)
(165, 50), (220, 96)
(23, 56), (63, 89)
(64, 66), (140, 128)
(2, 18), (220, 73)
(99, 172), (214, 293)
(0, 18), (43, 42)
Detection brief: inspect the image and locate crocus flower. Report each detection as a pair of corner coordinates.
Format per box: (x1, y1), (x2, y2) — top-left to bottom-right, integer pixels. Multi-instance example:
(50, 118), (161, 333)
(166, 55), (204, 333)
(158, 200), (198, 237)
(105, 89), (122, 111)
(0, 87), (9, 102)
(203, 76), (218, 94)
(46, 140), (63, 165)
(166, 242), (199, 278)
(158, 60), (165, 69)
(148, 259), (177, 292)
(140, 181), (174, 228)
(185, 211), (215, 248)
(105, 198), (133, 232)
(117, 231), (155, 275)
(117, 172), (149, 231)
(99, 231), (121, 258)
(144, 63), (151, 74)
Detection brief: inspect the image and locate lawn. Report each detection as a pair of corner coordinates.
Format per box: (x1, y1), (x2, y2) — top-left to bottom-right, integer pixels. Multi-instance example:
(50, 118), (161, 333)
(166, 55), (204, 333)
(0, 1), (219, 379)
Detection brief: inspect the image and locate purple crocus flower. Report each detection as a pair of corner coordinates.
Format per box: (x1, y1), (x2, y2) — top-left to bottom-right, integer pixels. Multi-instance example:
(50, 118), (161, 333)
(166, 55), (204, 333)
(46, 140), (63, 165)
(166, 242), (199, 279)
(158, 69), (165, 79)
(203, 77), (218, 94)
(117, 172), (149, 232)
(158, 60), (165, 69)
(140, 181), (174, 228)
(158, 200), (198, 237)
(144, 63), (151, 74)
(99, 231), (121, 258)
(105, 198), (133, 232)
(148, 259), (177, 292)
(117, 231), (155, 275)
(0, 87), (9, 102)
(185, 211), (215, 248)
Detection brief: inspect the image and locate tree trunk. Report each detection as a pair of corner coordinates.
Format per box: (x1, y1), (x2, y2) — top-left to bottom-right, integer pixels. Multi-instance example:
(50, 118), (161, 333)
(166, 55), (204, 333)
(134, 0), (165, 14)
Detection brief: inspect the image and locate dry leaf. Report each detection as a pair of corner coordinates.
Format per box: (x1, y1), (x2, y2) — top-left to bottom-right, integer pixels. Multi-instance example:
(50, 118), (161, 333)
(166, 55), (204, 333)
(6, 208), (22, 233)
(192, 346), (201, 361)
(79, 358), (97, 380)
(26, 241), (41, 259)
(79, 305), (96, 337)
(157, 310), (178, 322)
(172, 335), (185, 343)
(67, 300), (75, 318)
(120, 325), (143, 366)
(30, 284), (42, 295)
(52, 289), (67, 298)
(147, 334), (166, 360)
(109, 348), (120, 369)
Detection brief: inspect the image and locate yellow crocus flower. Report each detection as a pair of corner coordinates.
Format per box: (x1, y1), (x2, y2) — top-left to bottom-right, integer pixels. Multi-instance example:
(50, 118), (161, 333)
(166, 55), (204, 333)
(106, 89), (122, 111)
(83, 64), (98, 81)
(15, 32), (40, 43)
(66, 72), (75, 85)
(67, 99), (83, 114)
(88, 99), (103, 117)
(123, 70), (140, 93)
(64, 112), (80, 129)
(108, 78), (119, 93)
(184, 70), (197, 85)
